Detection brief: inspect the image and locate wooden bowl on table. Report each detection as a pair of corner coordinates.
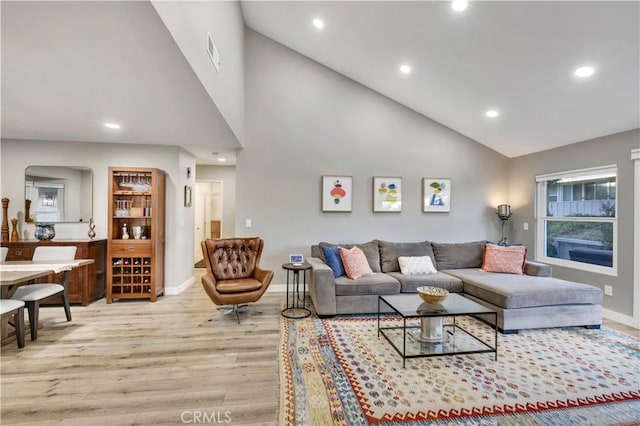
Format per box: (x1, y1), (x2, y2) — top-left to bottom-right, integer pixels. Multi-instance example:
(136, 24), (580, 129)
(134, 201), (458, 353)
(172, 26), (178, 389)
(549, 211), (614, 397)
(417, 286), (449, 305)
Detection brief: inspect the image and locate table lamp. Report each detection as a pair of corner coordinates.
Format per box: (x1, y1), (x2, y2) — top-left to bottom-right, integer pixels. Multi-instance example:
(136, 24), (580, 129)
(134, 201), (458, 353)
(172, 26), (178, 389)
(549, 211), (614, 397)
(496, 204), (512, 245)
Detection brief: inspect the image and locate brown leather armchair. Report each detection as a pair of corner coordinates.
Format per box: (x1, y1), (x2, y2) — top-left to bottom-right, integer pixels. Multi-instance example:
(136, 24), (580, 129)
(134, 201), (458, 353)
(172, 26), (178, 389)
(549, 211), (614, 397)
(201, 237), (274, 323)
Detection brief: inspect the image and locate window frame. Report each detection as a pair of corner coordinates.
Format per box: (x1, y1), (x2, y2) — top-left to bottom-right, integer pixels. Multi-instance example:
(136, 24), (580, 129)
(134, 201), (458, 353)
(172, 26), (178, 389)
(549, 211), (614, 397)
(535, 165), (618, 276)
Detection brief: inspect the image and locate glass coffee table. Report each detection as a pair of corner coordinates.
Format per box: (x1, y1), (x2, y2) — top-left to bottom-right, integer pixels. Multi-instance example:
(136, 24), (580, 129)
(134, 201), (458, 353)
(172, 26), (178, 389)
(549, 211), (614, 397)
(378, 293), (498, 367)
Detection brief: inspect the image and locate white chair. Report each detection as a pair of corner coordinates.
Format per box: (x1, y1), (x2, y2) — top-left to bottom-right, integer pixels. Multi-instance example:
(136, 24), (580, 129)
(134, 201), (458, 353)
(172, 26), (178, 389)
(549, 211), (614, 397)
(11, 246), (77, 340)
(1, 246), (8, 261)
(0, 299), (26, 348)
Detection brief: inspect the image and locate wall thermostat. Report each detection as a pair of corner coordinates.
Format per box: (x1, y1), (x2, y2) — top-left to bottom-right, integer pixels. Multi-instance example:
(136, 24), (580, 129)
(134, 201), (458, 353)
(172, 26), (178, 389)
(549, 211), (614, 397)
(289, 254), (304, 265)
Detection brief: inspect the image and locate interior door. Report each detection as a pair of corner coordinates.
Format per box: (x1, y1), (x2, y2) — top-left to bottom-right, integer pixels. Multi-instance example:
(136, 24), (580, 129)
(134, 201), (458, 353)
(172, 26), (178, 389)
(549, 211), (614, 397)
(194, 181), (223, 265)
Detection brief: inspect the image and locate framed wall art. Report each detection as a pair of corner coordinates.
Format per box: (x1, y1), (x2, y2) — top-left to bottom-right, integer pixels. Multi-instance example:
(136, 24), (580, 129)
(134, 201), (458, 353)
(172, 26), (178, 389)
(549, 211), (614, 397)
(373, 176), (402, 212)
(423, 178), (451, 212)
(322, 175), (352, 212)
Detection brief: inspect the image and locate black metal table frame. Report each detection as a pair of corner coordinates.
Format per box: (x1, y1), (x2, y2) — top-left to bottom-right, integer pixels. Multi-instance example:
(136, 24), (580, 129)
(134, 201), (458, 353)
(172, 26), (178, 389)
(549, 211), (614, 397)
(377, 295), (498, 368)
(281, 263), (311, 319)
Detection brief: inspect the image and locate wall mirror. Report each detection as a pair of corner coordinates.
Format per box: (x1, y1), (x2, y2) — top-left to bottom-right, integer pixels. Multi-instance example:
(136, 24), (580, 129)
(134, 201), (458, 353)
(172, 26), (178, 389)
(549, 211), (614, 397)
(25, 166), (93, 223)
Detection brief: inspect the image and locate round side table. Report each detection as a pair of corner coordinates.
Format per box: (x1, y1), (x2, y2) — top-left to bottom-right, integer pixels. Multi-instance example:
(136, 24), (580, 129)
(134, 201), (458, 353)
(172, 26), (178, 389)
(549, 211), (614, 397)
(281, 262), (312, 319)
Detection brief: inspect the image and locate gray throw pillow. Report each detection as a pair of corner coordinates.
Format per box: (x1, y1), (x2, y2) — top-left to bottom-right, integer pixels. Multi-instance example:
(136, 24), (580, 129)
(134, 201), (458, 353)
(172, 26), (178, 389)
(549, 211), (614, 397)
(378, 240), (435, 272)
(431, 240), (486, 270)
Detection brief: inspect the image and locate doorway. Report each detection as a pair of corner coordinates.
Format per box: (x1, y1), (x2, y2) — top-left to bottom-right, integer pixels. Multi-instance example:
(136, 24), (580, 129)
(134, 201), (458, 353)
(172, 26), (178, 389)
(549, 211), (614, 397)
(194, 180), (223, 268)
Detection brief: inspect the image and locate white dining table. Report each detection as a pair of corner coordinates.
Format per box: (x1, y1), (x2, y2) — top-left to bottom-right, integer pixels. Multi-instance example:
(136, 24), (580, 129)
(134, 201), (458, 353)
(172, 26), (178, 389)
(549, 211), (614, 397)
(0, 259), (94, 344)
(1, 269), (55, 286)
(1, 259), (94, 289)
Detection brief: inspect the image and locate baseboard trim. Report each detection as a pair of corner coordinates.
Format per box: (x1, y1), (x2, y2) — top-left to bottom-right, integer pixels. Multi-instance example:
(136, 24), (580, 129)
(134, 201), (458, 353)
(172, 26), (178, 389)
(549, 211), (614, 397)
(165, 275), (195, 295)
(167, 278), (285, 295)
(267, 284), (287, 293)
(603, 308), (637, 329)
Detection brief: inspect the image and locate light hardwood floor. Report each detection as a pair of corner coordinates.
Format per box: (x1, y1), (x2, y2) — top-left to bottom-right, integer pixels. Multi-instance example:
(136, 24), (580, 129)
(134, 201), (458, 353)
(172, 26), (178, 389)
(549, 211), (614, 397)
(1, 270), (282, 425)
(603, 317), (640, 337)
(1, 271), (637, 425)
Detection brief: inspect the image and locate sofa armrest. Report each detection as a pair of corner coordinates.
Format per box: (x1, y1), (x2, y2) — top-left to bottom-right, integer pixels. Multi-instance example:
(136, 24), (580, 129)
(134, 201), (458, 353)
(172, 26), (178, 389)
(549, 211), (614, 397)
(524, 260), (552, 277)
(307, 256), (337, 316)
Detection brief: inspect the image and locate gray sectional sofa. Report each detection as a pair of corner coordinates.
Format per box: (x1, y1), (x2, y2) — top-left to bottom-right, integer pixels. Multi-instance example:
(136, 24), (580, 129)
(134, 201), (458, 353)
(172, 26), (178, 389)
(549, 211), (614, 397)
(307, 240), (603, 333)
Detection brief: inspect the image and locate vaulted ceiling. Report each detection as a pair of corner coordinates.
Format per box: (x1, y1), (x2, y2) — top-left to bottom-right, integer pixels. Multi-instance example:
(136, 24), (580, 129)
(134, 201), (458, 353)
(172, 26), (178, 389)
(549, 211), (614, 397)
(241, 1), (640, 157)
(2, 1), (638, 164)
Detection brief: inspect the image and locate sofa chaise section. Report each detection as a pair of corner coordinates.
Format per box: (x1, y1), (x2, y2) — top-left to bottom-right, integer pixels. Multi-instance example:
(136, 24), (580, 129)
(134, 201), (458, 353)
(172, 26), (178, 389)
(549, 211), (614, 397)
(444, 268), (603, 309)
(444, 267), (603, 332)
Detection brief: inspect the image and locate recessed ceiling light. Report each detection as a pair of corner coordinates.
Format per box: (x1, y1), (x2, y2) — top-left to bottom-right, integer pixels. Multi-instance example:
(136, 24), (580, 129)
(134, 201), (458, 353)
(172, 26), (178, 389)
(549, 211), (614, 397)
(452, 0), (468, 12)
(400, 64), (412, 74)
(217, 157), (227, 163)
(104, 122), (121, 129)
(485, 110), (499, 118)
(574, 66), (595, 78)
(313, 18), (324, 29)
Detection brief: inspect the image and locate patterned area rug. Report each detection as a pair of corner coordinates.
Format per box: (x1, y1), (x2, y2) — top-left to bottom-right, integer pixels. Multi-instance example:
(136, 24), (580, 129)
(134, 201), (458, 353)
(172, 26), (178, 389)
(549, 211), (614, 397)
(278, 316), (640, 425)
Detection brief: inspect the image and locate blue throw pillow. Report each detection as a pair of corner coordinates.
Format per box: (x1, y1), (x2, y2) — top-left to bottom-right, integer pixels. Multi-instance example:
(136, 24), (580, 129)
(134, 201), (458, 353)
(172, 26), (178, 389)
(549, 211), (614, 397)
(321, 245), (346, 278)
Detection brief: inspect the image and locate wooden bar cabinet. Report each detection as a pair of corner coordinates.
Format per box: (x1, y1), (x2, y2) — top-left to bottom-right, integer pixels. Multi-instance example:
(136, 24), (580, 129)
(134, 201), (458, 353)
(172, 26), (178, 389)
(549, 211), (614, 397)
(107, 167), (165, 303)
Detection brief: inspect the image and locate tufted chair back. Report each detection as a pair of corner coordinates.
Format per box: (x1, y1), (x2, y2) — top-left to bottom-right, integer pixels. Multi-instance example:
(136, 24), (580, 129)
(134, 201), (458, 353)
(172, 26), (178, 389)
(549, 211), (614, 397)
(203, 237), (262, 281)
(200, 237), (273, 322)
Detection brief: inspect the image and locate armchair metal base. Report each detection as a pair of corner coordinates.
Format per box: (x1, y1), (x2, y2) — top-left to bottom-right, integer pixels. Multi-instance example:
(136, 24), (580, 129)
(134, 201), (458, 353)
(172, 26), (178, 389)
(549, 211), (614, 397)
(208, 304), (248, 324)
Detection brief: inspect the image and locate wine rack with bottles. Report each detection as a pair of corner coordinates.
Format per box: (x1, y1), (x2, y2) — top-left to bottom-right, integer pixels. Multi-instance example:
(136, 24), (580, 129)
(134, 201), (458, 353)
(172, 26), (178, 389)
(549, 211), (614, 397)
(107, 167), (165, 303)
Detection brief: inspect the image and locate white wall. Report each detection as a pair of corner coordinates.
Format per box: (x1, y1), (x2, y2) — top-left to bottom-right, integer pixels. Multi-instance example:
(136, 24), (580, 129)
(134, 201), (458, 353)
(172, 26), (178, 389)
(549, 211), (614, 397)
(0, 139), (196, 294)
(508, 129), (639, 321)
(239, 30), (510, 285)
(172, 148), (197, 293)
(152, 0), (246, 146)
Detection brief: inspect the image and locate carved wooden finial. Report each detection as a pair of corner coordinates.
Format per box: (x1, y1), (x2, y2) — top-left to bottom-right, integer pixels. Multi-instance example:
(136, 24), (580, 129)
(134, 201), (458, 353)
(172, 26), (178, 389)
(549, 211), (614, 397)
(25, 199), (33, 223)
(1, 197), (9, 243)
(10, 218), (18, 242)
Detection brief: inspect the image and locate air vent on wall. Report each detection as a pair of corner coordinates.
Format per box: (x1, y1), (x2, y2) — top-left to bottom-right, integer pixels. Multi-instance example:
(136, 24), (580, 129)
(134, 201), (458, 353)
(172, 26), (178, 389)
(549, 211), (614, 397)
(207, 32), (220, 73)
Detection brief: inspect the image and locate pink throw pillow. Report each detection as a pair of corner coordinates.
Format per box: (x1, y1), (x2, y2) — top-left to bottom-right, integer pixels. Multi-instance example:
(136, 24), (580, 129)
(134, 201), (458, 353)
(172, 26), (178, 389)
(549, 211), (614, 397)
(481, 243), (527, 275)
(339, 246), (373, 280)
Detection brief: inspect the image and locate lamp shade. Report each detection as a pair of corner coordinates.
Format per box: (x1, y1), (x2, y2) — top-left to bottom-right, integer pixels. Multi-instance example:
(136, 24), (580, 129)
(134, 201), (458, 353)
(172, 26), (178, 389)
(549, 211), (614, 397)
(497, 204), (511, 220)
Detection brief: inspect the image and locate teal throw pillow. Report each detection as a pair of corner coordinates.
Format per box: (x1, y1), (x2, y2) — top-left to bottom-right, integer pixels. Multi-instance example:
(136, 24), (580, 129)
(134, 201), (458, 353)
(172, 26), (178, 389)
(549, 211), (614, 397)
(321, 245), (346, 278)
